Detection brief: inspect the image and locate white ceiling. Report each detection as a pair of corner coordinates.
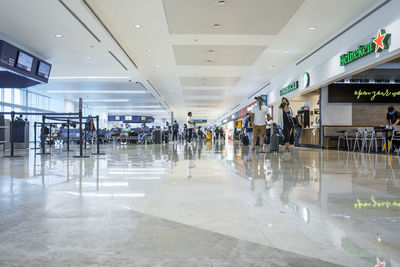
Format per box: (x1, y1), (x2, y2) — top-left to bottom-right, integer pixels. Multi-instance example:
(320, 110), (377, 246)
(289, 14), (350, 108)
(0, 0), (379, 122)
(85, 0), (378, 122)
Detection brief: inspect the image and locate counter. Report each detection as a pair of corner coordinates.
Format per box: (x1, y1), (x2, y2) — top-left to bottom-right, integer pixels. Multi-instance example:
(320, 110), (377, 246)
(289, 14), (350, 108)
(299, 127), (320, 147)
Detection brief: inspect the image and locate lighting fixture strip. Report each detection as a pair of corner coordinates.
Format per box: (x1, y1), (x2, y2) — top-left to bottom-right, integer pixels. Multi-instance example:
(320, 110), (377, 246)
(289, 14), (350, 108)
(48, 90), (146, 94)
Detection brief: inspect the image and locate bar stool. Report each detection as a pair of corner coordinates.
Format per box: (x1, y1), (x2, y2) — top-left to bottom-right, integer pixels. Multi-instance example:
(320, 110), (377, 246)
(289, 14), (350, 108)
(338, 130), (356, 151)
(353, 128), (365, 152)
(369, 129), (386, 153)
(362, 127), (374, 153)
(390, 125), (400, 156)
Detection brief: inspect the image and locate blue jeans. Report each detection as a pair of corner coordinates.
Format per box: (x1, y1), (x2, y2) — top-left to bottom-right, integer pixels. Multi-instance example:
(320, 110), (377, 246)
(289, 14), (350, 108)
(246, 131), (253, 147)
(294, 127), (302, 146)
(138, 132), (150, 142)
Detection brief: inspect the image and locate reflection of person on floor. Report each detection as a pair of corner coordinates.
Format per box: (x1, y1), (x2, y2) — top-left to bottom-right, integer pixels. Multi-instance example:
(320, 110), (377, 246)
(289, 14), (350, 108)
(185, 143), (196, 178)
(250, 153), (266, 207)
(279, 154), (297, 206)
(84, 157), (95, 177)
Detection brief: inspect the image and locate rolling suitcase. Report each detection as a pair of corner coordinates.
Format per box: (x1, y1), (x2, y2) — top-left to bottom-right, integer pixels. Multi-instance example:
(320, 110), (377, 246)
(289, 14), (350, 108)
(270, 134), (279, 153)
(241, 135), (249, 146)
(153, 130), (162, 144)
(270, 123), (279, 153)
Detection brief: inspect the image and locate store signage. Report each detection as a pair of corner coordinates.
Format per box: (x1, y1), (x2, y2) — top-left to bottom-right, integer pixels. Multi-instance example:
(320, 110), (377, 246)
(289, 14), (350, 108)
(354, 196), (400, 209)
(280, 80), (299, 96)
(302, 72), (310, 88)
(328, 83), (400, 103)
(339, 29), (391, 66)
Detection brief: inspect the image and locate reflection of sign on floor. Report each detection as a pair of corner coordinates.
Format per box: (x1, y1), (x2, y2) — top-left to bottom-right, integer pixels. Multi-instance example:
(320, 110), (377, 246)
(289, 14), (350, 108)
(354, 196), (400, 209)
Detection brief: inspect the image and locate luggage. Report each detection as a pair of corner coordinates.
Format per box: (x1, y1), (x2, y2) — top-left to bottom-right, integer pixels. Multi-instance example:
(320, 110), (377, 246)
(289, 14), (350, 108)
(242, 135), (249, 146)
(270, 134), (279, 153)
(153, 130), (162, 144)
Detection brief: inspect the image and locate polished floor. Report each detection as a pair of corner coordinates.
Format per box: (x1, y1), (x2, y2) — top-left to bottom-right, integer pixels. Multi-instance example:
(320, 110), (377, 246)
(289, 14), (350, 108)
(0, 141), (399, 266)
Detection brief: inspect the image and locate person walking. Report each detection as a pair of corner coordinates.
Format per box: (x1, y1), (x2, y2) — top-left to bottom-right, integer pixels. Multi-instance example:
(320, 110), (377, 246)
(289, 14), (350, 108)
(294, 110), (304, 147)
(187, 112), (195, 143)
(215, 127), (220, 141)
(250, 96), (270, 153)
(243, 113), (253, 147)
(172, 120), (179, 143)
(278, 97), (295, 152)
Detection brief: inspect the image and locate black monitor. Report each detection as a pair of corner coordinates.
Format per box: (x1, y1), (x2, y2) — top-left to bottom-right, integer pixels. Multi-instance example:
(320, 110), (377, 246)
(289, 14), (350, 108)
(16, 51), (33, 72)
(37, 61), (51, 79)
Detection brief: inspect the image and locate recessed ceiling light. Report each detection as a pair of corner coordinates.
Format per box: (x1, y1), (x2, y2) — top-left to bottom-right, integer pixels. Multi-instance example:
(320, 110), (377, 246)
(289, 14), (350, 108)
(213, 23), (222, 28)
(155, 64), (160, 67)
(308, 26), (317, 30)
(216, 0), (227, 6)
(283, 51), (289, 54)
(134, 25), (142, 29)
(55, 34), (63, 38)
(147, 49), (153, 53)
(85, 56), (91, 59)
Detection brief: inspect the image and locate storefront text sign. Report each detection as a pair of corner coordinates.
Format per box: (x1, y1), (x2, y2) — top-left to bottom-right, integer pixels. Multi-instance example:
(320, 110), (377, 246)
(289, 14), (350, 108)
(340, 29), (391, 66)
(280, 80), (298, 96)
(328, 83), (400, 103)
(354, 196), (400, 209)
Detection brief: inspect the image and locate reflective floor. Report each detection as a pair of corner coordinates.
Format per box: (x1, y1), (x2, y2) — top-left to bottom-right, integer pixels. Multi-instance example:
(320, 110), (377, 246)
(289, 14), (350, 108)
(0, 142), (399, 266)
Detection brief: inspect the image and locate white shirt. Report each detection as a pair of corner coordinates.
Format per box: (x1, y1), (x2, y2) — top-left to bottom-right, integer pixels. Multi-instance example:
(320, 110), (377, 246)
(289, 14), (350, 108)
(187, 116), (194, 129)
(251, 105), (269, 126)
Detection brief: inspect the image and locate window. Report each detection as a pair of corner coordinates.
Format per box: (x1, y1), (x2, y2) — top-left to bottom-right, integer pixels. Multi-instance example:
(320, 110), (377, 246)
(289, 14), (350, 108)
(14, 89), (21, 105)
(4, 89), (12, 103)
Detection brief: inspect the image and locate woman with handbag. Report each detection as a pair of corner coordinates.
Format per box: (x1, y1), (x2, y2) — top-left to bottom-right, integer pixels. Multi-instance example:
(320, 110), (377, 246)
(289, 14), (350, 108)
(278, 97), (295, 152)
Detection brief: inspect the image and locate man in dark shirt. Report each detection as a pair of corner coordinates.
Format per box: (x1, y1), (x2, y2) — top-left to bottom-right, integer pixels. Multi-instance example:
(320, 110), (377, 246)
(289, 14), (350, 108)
(386, 106), (400, 127)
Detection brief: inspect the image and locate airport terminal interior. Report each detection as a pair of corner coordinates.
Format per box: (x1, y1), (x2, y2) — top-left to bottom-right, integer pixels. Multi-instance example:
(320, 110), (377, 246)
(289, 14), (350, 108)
(1, 0), (400, 266)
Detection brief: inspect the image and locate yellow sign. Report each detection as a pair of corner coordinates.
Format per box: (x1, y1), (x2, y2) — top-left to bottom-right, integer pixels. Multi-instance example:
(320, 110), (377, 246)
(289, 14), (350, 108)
(354, 89), (400, 101)
(354, 196), (400, 209)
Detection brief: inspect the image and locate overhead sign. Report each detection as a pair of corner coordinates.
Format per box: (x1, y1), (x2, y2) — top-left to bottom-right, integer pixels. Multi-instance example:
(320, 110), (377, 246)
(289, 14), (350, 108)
(339, 29), (391, 66)
(0, 40), (52, 87)
(108, 115), (155, 123)
(280, 80), (299, 96)
(261, 95), (268, 106)
(193, 119), (207, 124)
(328, 83), (400, 103)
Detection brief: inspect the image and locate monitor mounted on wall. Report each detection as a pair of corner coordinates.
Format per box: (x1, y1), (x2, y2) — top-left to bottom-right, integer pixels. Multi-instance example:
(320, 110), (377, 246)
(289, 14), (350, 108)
(36, 61), (51, 79)
(16, 51), (33, 72)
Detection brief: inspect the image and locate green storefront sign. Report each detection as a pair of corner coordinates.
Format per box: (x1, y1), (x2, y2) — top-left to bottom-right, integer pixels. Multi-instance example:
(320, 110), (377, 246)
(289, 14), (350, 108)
(280, 80), (298, 96)
(340, 29), (391, 66)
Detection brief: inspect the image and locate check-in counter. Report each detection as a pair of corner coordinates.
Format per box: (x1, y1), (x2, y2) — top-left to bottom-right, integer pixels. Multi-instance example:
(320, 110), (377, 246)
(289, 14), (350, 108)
(299, 127), (320, 147)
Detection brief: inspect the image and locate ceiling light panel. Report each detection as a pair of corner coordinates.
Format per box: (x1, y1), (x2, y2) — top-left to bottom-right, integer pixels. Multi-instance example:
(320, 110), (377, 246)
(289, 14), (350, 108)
(164, 0), (304, 34)
(180, 76), (240, 87)
(173, 45), (266, 66)
(47, 90), (146, 94)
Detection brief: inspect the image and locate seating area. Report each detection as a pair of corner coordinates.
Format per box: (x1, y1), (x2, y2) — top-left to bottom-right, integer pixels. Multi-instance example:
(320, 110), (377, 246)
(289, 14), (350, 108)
(323, 125), (399, 154)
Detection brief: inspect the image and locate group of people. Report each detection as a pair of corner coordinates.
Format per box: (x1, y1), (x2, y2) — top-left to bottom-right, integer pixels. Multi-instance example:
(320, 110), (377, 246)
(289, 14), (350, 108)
(119, 121), (150, 144)
(242, 96), (304, 153)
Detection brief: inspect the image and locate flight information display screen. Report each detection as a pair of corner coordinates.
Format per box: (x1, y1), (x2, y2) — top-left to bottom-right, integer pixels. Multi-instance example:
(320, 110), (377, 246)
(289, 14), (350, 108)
(16, 51), (33, 72)
(37, 61), (51, 79)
